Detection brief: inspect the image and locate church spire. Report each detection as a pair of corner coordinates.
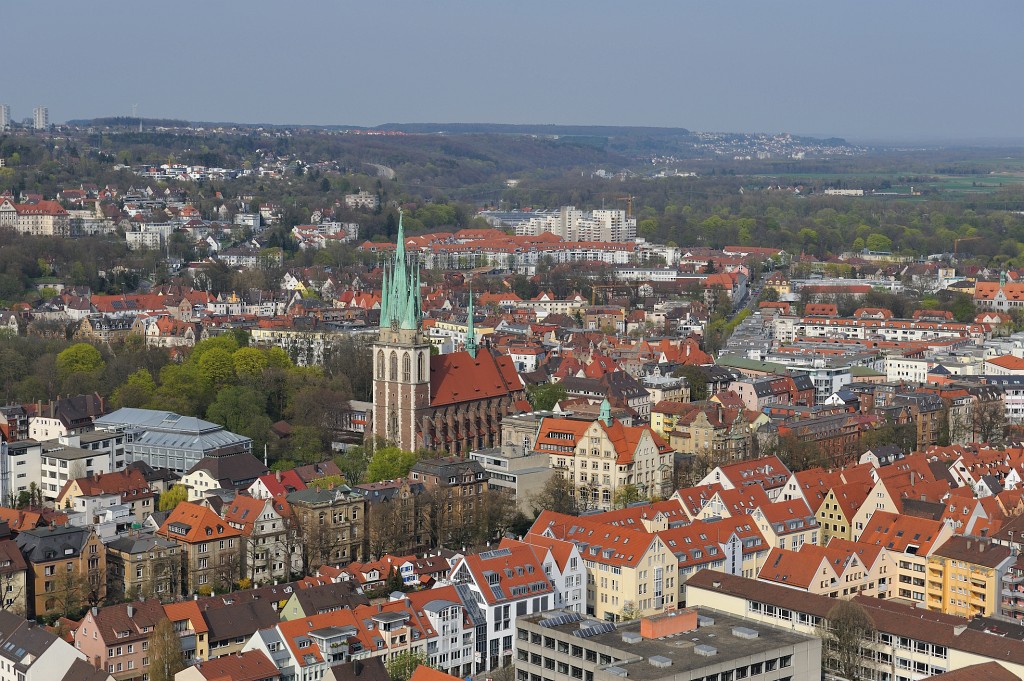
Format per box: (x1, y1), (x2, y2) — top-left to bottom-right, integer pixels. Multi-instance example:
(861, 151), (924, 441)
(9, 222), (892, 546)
(465, 283), (477, 359)
(380, 209), (422, 333)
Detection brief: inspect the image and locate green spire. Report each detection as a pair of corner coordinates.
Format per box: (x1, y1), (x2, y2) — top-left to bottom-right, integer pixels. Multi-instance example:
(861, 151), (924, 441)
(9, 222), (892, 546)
(599, 397), (612, 426)
(380, 209), (423, 332)
(465, 283), (477, 359)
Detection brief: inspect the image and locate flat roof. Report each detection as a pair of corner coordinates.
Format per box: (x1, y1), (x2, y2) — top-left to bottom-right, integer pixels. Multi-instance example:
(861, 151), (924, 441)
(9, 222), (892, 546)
(520, 608), (813, 680)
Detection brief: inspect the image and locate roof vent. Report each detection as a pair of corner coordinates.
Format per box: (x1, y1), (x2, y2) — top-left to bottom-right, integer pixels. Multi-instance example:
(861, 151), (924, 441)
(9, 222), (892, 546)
(648, 656), (672, 668)
(732, 627), (759, 640)
(694, 644), (717, 657)
(604, 668), (627, 678)
(621, 631), (642, 644)
(697, 615), (715, 627)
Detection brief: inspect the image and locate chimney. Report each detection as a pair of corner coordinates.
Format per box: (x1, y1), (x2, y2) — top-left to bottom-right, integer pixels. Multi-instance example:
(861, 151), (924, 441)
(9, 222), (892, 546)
(127, 605), (134, 618)
(276, 470), (282, 482)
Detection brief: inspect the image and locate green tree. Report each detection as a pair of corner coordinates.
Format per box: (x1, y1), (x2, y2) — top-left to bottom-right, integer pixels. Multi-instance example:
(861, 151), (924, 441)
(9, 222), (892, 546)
(206, 385), (272, 447)
(386, 650), (427, 681)
(232, 347), (268, 379)
(287, 425), (327, 464)
(526, 382), (567, 411)
(158, 484), (188, 512)
(111, 369), (157, 409)
(613, 484), (644, 509)
(148, 617), (187, 681)
(365, 446), (418, 483)
(335, 445), (370, 485)
(865, 233), (892, 252)
(55, 343), (104, 380)
(672, 365), (708, 401)
(197, 347), (236, 388)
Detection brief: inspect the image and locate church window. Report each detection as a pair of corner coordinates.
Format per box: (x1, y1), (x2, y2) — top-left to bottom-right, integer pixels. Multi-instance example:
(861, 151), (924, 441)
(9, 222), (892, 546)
(403, 353), (411, 382)
(377, 351), (385, 379)
(417, 352), (425, 382)
(390, 351), (398, 381)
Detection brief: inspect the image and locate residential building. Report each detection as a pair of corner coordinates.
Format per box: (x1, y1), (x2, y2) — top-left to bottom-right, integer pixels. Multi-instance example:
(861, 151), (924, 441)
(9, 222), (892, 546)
(0, 529), (28, 617)
(286, 486), (365, 571)
(15, 525), (106, 618)
(448, 542), (555, 671)
(750, 499), (820, 551)
(531, 511), (678, 623)
(222, 493), (299, 584)
(408, 457), (488, 547)
(157, 502), (242, 595)
(56, 467), (155, 522)
(182, 452), (269, 501)
(174, 650), (279, 681)
(32, 107), (47, 130)
(697, 455), (791, 501)
(0, 199), (69, 236)
(515, 606), (820, 681)
(926, 535), (1013, 618)
(0, 609), (109, 681)
(105, 534), (181, 601)
(533, 405), (673, 511)
(74, 599), (166, 681)
(858, 510), (955, 609)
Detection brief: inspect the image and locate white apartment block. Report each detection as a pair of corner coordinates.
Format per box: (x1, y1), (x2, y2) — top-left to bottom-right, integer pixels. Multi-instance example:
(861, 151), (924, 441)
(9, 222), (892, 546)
(344, 190), (380, 210)
(513, 206), (636, 242)
(32, 106), (48, 130)
(0, 105), (9, 130)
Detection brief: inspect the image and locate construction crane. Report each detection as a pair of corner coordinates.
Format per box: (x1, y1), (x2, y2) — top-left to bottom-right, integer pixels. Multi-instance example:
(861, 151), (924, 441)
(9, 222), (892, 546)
(954, 236), (982, 257)
(616, 195), (634, 219)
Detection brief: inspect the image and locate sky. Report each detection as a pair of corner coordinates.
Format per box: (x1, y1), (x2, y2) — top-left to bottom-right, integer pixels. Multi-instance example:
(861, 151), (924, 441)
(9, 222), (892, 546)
(3, 1), (1020, 143)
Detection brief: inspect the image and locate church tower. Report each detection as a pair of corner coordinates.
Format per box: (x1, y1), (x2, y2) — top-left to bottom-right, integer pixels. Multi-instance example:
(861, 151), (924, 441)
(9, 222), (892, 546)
(372, 212), (431, 452)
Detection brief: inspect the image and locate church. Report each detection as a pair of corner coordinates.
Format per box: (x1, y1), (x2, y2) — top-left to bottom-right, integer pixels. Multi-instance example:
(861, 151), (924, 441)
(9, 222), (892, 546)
(371, 215), (526, 455)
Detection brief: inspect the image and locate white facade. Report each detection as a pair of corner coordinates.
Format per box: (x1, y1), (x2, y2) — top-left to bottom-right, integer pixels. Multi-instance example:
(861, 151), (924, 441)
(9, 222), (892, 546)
(32, 106), (47, 130)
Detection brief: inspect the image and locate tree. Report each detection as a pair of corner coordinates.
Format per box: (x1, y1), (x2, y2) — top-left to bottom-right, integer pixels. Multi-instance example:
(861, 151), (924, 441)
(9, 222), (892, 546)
(55, 342), (104, 378)
(819, 600), (875, 681)
(158, 484), (188, 512)
(386, 650), (427, 681)
(672, 365), (708, 401)
(148, 617), (186, 681)
(975, 400), (1008, 445)
(287, 425), (327, 464)
(335, 445), (370, 485)
(526, 382), (567, 411)
(111, 369), (157, 409)
(365, 446), (418, 483)
(366, 500), (405, 559)
(232, 346), (268, 379)
(613, 484), (644, 509)
(530, 475), (578, 517)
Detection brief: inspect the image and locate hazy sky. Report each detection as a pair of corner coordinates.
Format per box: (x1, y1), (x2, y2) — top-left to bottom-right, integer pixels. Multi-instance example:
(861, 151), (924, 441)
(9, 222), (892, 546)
(3, 1), (1020, 142)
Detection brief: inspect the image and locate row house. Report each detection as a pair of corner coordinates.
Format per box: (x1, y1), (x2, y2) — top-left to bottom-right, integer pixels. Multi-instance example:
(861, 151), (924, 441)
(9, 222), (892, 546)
(286, 486), (365, 572)
(105, 534), (181, 601)
(74, 600), (166, 681)
(858, 511), (954, 609)
(697, 455), (791, 501)
(925, 535), (1014, 619)
(530, 511), (676, 624)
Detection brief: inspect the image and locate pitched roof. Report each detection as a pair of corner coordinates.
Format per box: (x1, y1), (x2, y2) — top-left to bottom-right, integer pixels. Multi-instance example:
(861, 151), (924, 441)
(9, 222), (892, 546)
(858, 510), (947, 555)
(429, 348), (523, 408)
(456, 541), (554, 605)
(187, 650), (278, 681)
(157, 501), (241, 544)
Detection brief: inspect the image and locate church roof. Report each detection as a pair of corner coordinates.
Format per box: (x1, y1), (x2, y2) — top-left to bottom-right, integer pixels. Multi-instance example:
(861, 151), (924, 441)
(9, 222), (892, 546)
(430, 349), (523, 408)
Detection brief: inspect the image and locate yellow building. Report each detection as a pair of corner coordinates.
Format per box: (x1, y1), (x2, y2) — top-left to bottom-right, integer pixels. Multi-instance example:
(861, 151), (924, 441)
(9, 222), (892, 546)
(532, 511), (678, 622)
(926, 535), (1013, 618)
(816, 481), (871, 545)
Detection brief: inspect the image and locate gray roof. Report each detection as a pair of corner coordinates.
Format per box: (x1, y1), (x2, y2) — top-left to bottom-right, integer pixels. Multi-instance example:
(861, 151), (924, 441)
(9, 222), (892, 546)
(107, 534), (178, 556)
(95, 407), (251, 453)
(0, 610), (64, 668)
(187, 452), (269, 488)
(15, 525), (93, 563)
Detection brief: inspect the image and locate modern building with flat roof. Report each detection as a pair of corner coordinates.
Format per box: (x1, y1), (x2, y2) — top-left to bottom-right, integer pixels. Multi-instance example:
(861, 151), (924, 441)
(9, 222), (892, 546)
(515, 606), (820, 681)
(93, 408), (251, 473)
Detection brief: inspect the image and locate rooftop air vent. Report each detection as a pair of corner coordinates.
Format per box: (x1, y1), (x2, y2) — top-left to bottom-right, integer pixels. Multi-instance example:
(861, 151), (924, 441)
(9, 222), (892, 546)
(621, 631), (643, 644)
(648, 656), (672, 668)
(694, 644), (717, 657)
(732, 627), (759, 640)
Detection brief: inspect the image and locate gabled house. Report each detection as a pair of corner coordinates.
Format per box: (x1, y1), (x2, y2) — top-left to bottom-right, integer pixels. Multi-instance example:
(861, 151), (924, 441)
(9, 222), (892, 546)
(156, 502), (242, 595)
(73, 599), (166, 681)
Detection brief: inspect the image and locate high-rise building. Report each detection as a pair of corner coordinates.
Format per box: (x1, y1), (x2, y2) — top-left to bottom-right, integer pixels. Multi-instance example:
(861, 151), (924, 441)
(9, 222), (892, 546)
(0, 105), (10, 130)
(32, 106), (47, 130)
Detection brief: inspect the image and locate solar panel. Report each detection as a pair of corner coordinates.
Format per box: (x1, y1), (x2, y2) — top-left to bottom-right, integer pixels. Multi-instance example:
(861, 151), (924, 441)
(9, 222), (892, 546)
(490, 585), (505, 600)
(539, 612), (583, 628)
(573, 622), (616, 638)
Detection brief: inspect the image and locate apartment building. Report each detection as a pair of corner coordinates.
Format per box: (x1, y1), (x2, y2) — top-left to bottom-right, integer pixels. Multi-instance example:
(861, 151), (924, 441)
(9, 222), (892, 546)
(105, 534), (181, 601)
(286, 485), (365, 571)
(74, 600), (166, 681)
(926, 535), (1013, 618)
(686, 569), (1024, 680)
(157, 502), (242, 595)
(15, 525), (106, 618)
(858, 511), (955, 609)
(533, 409), (673, 511)
(531, 511), (678, 623)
